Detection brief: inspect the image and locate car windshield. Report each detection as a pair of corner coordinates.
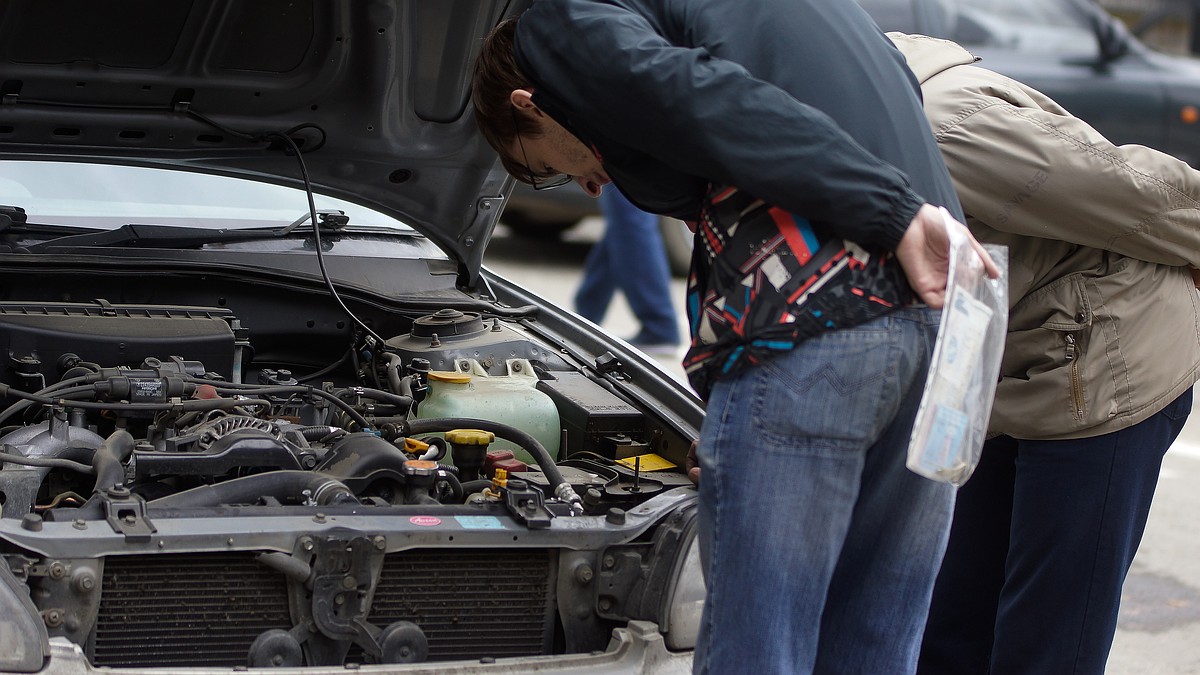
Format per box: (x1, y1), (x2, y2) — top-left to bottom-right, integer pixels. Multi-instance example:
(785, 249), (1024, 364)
(859, 0), (1099, 56)
(952, 0), (1097, 54)
(0, 160), (415, 232)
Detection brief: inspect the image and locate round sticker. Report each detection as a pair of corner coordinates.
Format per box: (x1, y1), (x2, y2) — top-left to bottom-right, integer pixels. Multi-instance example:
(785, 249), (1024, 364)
(409, 516), (442, 527)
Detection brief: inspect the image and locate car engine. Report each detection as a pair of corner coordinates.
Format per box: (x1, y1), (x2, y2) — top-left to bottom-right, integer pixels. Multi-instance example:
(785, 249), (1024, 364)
(0, 297), (699, 669)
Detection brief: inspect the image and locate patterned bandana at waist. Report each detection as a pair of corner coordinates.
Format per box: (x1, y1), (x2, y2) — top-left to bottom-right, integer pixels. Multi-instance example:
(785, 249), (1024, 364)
(682, 186), (916, 400)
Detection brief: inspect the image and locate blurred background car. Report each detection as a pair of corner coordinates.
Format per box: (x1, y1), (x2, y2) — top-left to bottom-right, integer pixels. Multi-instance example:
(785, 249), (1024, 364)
(502, 0), (1200, 276)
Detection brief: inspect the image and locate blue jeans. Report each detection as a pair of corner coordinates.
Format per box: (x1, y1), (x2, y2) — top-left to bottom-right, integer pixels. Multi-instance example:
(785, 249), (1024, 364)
(692, 306), (953, 675)
(574, 190), (679, 346)
(918, 388), (1192, 675)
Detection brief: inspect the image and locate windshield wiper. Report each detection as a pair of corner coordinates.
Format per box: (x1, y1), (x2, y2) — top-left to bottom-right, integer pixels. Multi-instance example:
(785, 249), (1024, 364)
(23, 211), (352, 253)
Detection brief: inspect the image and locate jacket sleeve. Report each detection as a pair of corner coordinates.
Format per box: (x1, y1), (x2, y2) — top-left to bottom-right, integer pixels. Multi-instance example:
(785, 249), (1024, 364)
(928, 72), (1200, 267)
(514, 1), (924, 250)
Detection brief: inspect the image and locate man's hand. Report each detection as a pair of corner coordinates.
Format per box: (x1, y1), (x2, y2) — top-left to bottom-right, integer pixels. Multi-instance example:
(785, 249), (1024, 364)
(895, 204), (1000, 309)
(686, 440), (700, 486)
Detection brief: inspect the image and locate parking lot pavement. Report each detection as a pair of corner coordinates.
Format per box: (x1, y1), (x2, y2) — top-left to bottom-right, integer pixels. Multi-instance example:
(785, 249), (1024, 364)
(486, 216), (1200, 674)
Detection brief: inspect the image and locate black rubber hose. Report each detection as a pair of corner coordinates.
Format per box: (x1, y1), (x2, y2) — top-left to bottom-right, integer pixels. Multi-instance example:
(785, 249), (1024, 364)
(420, 436), (448, 462)
(148, 471), (356, 508)
(382, 354), (415, 398)
(185, 380), (377, 431)
(439, 470), (464, 503)
(459, 479), (492, 495)
(297, 425), (344, 442)
(0, 384), (271, 414)
(92, 430), (135, 493)
(0, 383), (95, 426)
(317, 433), (408, 477)
(403, 417), (574, 504)
(0, 447), (94, 474)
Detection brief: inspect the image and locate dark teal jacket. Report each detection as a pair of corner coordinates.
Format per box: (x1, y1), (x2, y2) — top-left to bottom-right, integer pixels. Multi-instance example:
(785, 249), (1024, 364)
(513, 0), (963, 250)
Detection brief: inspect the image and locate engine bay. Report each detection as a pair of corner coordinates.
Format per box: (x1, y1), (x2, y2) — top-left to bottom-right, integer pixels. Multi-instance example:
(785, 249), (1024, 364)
(0, 229), (701, 670)
(0, 299), (691, 525)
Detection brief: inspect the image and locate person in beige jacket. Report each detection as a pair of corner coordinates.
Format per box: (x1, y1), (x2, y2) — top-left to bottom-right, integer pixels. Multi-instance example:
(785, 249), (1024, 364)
(889, 33), (1200, 674)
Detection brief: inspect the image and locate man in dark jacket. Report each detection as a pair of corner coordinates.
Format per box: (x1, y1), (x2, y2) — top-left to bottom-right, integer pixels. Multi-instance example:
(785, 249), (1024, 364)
(471, 2), (996, 672)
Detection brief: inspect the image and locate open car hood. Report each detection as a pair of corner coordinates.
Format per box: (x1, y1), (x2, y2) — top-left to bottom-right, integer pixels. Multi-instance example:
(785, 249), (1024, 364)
(0, 0), (525, 287)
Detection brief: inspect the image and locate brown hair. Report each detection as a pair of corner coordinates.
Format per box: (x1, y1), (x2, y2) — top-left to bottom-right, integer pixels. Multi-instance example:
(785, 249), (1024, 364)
(471, 17), (539, 185)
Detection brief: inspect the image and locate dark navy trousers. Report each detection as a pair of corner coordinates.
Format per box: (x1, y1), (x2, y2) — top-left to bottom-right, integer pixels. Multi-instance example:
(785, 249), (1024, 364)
(918, 388), (1193, 675)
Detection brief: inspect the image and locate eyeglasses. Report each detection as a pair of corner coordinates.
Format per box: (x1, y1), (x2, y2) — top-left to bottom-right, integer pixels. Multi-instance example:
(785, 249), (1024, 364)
(511, 107), (573, 191)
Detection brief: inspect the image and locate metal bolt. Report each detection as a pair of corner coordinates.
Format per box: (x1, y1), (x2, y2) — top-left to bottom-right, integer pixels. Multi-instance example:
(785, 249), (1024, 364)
(342, 575), (357, 590)
(72, 519), (87, 530)
(74, 572), (96, 593)
(48, 562), (67, 580)
(43, 609), (64, 628)
(300, 537), (315, 551)
(20, 513), (43, 532)
(227, 537), (235, 546)
(372, 535), (386, 551)
(574, 564), (594, 584)
(598, 597), (612, 612)
(313, 513), (327, 524)
(602, 555), (615, 569)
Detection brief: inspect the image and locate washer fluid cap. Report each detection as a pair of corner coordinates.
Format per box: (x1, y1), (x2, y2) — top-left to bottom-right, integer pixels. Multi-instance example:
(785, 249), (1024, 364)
(427, 371), (471, 384)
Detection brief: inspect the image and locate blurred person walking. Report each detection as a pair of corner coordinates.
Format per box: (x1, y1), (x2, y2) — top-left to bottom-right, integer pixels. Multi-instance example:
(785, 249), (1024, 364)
(575, 189), (680, 354)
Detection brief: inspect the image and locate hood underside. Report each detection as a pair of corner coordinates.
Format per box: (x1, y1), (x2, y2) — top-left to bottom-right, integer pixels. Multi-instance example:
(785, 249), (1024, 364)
(0, 0), (527, 285)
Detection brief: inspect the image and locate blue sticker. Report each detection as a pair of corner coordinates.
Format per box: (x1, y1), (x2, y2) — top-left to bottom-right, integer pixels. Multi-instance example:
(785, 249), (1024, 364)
(454, 515), (505, 530)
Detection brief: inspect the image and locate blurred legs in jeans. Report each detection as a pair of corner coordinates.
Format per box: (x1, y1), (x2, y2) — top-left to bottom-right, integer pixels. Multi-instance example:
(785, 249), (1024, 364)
(692, 307), (953, 675)
(574, 189), (679, 347)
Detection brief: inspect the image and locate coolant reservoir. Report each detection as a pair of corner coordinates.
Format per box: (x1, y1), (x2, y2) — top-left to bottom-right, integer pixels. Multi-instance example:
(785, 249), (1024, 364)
(415, 358), (561, 466)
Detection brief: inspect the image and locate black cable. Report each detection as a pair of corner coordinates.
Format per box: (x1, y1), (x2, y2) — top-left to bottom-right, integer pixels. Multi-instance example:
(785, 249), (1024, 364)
(0, 449), (94, 474)
(265, 131), (388, 350)
(194, 382), (373, 432)
(295, 349), (352, 383)
(0, 382), (96, 426)
(0, 384), (271, 413)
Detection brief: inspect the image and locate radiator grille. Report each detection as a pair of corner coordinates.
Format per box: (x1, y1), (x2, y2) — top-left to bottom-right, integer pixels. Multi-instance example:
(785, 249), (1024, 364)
(92, 548), (558, 668)
(364, 548), (556, 661)
(93, 552), (292, 668)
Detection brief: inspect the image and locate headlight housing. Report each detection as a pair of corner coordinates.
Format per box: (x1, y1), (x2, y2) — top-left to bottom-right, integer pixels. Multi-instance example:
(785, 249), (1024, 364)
(0, 562), (49, 672)
(662, 518), (705, 650)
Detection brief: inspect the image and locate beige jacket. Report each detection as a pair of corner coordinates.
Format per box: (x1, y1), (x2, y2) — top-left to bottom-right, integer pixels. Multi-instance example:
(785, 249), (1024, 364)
(891, 33), (1200, 440)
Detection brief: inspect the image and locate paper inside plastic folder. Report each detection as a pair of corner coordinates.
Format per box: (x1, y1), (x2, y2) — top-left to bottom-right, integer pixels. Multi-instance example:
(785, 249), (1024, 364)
(905, 208), (1008, 486)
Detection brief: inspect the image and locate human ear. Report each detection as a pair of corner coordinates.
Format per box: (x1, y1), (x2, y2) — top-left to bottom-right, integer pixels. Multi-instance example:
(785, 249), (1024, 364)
(509, 89), (540, 115)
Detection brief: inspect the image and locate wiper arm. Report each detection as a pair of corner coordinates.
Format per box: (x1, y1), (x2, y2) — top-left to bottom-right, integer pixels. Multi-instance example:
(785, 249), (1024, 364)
(277, 210), (350, 235)
(25, 223), (281, 252)
(24, 211), (351, 252)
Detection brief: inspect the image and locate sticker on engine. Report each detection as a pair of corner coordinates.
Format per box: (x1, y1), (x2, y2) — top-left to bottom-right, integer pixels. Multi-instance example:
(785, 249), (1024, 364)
(615, 453), (677, 472)
(454, 516), (505, 529)
(409, 516), (442, 527)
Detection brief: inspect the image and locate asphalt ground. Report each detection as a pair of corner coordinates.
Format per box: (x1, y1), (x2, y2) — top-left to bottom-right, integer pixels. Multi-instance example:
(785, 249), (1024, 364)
(485, 216), (1200, 674)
